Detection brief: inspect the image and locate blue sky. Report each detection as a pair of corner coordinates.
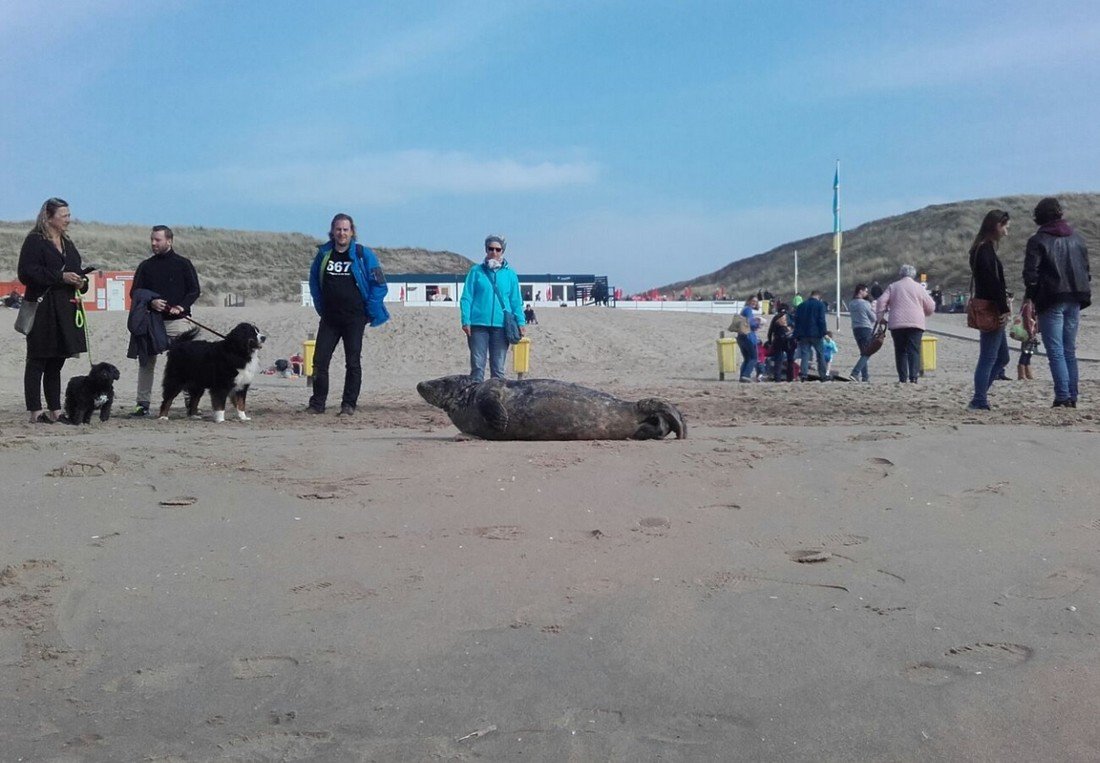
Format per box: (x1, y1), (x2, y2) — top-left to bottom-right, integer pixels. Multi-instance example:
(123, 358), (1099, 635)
(2, 0), (1098, 292)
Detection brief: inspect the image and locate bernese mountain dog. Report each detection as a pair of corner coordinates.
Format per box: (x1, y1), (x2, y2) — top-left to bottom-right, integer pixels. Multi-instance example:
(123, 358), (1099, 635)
(158, 323), (265, 423)
(62, 362), (121, 424)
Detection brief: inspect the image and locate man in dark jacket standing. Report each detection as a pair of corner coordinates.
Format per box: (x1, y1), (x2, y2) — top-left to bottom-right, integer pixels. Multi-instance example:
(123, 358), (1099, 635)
(1022, 197), (1090, 408)
(793, 289), (829, 381)
(129, 225), (201, 416)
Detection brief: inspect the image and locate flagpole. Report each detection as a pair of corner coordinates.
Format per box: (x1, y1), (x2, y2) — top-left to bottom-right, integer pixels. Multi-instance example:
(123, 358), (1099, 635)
(794, 249), (798, 297)
(833, 160), (842, 331)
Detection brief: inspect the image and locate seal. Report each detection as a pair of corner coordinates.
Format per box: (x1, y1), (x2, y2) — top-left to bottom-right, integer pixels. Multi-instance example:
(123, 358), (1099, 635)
(417, 375), (686, 441)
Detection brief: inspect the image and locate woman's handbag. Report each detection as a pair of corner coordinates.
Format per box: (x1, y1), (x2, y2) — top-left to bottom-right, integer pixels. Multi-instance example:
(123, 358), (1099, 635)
(14, 294), (44, 336)
(863, 320), (887, 357)
(966, 298), (1001, 332)
(490, 274), (523, 345)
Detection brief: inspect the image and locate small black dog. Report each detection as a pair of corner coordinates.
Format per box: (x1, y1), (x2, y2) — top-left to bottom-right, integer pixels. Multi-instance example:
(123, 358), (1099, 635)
(63, 362), (121, 424)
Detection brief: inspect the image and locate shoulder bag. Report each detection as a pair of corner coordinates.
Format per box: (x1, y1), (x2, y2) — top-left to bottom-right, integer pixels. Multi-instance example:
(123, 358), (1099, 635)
(966, 277), (1001, 333)
(14, 291), (46, 336)
(489, 272), (522, 345)
(863, 319), (888, 357)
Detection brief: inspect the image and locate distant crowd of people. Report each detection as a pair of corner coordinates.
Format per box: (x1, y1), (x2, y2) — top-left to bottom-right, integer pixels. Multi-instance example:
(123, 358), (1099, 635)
(726, 196), (1091, 411)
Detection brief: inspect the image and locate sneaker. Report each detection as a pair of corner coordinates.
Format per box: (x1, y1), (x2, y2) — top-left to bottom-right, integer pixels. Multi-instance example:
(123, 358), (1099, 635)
(337, 404), (355, 416)
(130, 405), (150, 418)
(305, 405), (325, 414)
(967, 402), (991, 411)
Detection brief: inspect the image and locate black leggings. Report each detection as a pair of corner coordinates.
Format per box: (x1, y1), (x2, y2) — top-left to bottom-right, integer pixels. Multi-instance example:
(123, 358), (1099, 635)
(25, 356), (66, 411)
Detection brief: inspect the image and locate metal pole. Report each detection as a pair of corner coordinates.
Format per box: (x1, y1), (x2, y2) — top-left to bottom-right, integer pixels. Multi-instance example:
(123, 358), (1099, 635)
(794, 249), (798, 296)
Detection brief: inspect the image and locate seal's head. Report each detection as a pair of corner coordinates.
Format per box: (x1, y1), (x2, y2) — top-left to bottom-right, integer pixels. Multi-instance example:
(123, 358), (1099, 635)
(417, 375), (480, 411)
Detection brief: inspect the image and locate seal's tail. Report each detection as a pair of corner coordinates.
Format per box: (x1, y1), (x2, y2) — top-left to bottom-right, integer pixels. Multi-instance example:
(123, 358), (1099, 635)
(634, 399), (687, 440)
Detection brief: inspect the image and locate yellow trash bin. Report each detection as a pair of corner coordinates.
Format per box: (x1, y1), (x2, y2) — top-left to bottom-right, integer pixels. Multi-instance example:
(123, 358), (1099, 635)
(513, 336), (532, 378)
(717, 336), (740, 380)
(920, 335), (937, 374)
(759, 299), (770, 315)
(303, 339), (316, 386)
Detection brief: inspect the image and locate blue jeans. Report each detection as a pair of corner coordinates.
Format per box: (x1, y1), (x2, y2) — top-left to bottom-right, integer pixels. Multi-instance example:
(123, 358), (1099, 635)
(798, 337), (827, 380)
(970, 327), (1009, 406)
(890, 328), (922, 382)
(468, 325), (509, 382)
(737, 334), (758, 379)
(1038, 302), (1080, 402)
(851, 326), (872, 381)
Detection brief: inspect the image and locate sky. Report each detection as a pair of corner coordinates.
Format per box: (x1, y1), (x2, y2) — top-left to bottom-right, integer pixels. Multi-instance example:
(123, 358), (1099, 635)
(2, 0), (1099, 292)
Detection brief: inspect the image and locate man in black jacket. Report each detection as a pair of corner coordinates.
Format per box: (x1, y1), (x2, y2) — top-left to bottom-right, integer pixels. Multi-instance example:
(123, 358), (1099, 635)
(128, 225), (201, 416)
(1022, 197), (1091, 408)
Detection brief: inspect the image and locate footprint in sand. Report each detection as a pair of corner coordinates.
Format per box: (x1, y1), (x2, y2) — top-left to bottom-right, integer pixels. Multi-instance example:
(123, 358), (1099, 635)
(1005, 569), (1089, 600)
(47, 453), (120, 477)
(636, 517), (672, 536)
(904, 642), (1032, 685)
(232, 656), (299, 679)
(848, 430), (906, 442)
(463, 525), (524, 541)
(217, 730), (333, 760)
(748, 533), (868, 551)
(288, 579), (378, 610)
(102, 663), (202, 693)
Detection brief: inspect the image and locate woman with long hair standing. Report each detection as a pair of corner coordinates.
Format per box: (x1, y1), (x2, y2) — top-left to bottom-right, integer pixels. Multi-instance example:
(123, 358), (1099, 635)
(967, 209), (1012, 410)
(17, 198), (90, 423)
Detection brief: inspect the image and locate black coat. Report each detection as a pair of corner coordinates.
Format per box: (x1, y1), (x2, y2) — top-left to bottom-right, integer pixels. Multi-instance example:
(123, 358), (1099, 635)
(17, 232), (88, 359)
(127, 288), (170, 359)
(969, 241), (1010, 314)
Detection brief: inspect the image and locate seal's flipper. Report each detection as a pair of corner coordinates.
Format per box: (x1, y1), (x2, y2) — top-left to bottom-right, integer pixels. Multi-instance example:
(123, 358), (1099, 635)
(476, 387), (509, 432)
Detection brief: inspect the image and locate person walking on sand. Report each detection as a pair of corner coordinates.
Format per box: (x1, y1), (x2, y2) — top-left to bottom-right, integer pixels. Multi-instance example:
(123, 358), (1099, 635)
(876, 265), (935, 383)
(967, 210), (1012, 410)
(17, 197), (90, 424)
(306, 213), (390, 416)
(127, 225), (201, 417)
(460, 235), (525, 381)
(1022, 197), (1091, 408)
(793, 290), (828, 381)
(733, 295), (761, 382)
(848, 283), (875, 382)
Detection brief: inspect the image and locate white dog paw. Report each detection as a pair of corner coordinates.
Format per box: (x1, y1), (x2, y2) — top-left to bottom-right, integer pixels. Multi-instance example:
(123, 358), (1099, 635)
(158, 416), (169, 421)
(237, 413), (251, 422)
(213, 411), (226, 423)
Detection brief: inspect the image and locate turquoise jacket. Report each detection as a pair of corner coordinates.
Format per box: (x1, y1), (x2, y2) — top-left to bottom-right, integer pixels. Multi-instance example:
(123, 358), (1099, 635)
(460, 260), (526, 328)
(308, 239), (390, 327)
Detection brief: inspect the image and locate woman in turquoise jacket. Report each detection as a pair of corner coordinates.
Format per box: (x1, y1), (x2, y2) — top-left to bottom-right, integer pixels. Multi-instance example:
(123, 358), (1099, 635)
(459, 235), (525, 381)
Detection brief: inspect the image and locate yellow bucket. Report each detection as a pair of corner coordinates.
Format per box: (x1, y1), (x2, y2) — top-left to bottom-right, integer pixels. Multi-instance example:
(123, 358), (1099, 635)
(717, 337), (739, 380)
(303, 339), (316, 384)
(921, 335), (937, 374)
(513, 336), (532, 377)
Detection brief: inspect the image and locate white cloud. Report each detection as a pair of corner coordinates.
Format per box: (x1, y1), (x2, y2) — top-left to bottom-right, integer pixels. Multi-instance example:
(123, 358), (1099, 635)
(334, 1), (516, 83)
(162, 149), (600, 205)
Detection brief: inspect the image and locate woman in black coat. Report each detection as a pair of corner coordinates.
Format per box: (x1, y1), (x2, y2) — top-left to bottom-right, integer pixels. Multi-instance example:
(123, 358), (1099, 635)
(967, 209), (1012, 411)
(17, 198), (89, 423)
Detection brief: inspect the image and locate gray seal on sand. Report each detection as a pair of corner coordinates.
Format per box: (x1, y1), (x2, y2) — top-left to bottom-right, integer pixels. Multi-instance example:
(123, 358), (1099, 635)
(417, 375), (686, 441)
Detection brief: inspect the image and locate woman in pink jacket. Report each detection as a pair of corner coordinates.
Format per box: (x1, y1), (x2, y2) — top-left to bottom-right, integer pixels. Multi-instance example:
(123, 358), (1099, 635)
(876, 264), (936, 383)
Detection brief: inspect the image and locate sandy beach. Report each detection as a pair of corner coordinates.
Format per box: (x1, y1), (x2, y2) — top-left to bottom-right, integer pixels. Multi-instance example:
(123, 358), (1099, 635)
(3, 302), (1100, 761)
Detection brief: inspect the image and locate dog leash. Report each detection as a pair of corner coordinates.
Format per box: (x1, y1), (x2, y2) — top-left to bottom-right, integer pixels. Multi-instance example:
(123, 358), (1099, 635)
(183, 315), (228, 339)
